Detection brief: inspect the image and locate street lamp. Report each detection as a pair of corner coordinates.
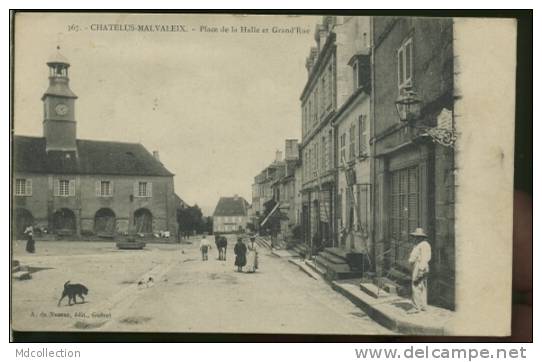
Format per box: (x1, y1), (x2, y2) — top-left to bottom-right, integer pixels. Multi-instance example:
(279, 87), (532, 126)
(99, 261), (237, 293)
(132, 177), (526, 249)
(395, 86), (422, 123)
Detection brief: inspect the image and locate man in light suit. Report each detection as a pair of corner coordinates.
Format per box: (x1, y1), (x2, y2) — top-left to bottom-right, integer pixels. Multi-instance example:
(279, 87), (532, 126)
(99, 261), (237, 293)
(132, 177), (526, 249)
(408, 228), (432, 313)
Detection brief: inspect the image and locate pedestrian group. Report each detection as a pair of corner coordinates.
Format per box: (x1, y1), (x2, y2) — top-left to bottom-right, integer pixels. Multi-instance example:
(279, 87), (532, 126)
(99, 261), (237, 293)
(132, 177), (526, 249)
(199, 232), (259, 274)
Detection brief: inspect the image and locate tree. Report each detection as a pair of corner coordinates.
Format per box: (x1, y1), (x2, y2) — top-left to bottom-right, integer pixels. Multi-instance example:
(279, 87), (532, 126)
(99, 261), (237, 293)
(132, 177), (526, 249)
(177, 204), (204, 239)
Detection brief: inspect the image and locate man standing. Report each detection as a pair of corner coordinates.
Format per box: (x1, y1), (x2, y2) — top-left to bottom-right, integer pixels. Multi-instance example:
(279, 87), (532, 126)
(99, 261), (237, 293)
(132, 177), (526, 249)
(200, 233), (212, 261)
(408, 228), (431, 313)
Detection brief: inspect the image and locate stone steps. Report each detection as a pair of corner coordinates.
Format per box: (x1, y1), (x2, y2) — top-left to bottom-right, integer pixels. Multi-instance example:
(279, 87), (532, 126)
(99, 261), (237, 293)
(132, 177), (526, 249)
(332, 279), (451, 335)
(304, 259), (327, 276)
(290, 243), (308, 258)
(359, 282), (390, 299)
(377, 277), (410, 297)
(314, 255), (351, 273)
(318, 250), (348, 265)
(323, 247), (350, 260)
(313, 255), (363, 280)
(255, 236), (272, 249)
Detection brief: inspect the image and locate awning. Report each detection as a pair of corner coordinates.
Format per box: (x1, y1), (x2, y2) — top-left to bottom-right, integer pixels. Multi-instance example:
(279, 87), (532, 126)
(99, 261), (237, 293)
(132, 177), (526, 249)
(260, 202), (280, 227)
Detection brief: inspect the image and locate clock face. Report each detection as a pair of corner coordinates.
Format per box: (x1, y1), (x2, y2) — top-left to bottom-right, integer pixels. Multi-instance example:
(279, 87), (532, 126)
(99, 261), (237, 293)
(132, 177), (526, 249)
(55, 103), (69, 116)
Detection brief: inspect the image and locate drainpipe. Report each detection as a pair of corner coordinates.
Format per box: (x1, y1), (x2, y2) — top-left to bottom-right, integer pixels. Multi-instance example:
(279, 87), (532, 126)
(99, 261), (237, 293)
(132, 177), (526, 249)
(369, 16), (377, 275)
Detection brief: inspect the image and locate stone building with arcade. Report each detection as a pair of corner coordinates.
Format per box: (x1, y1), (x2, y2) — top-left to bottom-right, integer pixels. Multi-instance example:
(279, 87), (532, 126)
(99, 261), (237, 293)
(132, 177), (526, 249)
(12, 50), (179, 239)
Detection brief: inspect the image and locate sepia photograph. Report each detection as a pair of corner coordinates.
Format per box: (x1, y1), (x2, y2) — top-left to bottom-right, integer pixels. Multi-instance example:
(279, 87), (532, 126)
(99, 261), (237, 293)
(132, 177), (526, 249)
(10, 11), (521, 339)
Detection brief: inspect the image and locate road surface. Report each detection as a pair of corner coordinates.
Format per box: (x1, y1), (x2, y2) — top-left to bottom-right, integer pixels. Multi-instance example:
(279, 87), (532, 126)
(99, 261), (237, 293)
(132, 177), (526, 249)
(11, 236), (390, 335)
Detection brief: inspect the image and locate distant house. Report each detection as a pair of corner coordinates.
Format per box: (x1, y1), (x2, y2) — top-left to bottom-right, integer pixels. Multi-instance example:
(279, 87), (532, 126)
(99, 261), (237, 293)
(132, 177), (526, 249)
(212, 195), (249, 234)
(12, 50), (180, 239)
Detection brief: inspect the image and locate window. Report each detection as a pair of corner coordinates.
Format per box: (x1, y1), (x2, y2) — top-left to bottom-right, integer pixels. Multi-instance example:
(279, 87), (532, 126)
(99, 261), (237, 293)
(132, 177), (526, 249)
(55, 179), (75, 197)
(353, 58), (366, 89)
(340, 133), (347, 165)
(349, 124), (356, 160)
(358, 115), (368, 156)
(15, 178), (32, 196)
(313, 92), (318, 125)
(135, 181), (152, 197)
(322, 136), (327, 172)
(320, 76), (326, 116)
(328, 131), (333, 170)
(353, 62), (358, 89)
(307, 149), (311, 179)
(314, 86), (319, 121)
(314, 142), (319, 177)
(397, 38), (413, 90)
(390, 166), (420, 256)
(59, 180), (70, 196)
(337, 191), (343, 228)
(138, 182), (147, 197)
(96, 180), (113, 197)
(302, 106), (306, 136)
(327, 65), (333, 110)
(308, 101), (312, 129)
(357, 184), (370, 233)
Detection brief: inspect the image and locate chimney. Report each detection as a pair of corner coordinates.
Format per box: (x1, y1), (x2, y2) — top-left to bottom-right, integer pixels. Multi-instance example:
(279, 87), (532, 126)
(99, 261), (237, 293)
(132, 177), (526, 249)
(152, 150), (160, 161)
(305, 47), (318, 73)
(317, 21), (329, 50)
(285, 139), (299, 160)
(275, 150), (283, 162)
(233, 194), (239, 200)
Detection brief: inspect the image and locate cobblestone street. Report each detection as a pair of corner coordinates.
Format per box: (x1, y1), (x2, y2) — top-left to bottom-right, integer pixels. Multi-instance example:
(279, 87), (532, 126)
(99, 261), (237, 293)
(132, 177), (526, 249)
(11, 237), (390, 335)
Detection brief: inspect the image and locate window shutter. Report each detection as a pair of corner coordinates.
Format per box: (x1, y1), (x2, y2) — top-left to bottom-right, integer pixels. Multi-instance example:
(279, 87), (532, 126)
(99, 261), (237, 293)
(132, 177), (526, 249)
(398, 48), (404, 87)
(133, 182), (138, 197)
(406, 40), (413, 84)
(69, 180), (76, 196)
(148, 182), (152, 197)
(96, 181), (101, 196)
(54, 180), (60, 196)
(110, 180), (114, 196)
(25, 179), (32, 196)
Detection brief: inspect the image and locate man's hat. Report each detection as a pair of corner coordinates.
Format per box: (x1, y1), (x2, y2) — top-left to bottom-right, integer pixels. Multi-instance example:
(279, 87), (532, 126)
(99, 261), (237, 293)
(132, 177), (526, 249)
(410, 228), (427, 237)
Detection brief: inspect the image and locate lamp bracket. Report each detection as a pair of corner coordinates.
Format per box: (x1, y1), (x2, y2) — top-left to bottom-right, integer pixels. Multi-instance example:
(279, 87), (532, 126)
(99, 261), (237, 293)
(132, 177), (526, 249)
(419, 127), (457, 147)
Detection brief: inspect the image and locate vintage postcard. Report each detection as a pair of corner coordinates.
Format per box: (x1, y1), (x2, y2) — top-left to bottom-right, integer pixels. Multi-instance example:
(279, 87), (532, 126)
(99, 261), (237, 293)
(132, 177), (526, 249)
(10, 12), (516, 336)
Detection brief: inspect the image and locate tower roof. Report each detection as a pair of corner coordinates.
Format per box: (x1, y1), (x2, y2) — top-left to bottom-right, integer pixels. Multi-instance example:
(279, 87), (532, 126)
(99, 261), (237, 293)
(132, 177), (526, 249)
(47, 47), (70, 66)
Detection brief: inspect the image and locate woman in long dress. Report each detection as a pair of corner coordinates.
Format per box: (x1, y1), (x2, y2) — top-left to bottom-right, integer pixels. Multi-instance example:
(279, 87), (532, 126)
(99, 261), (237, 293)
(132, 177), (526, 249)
(245, 237), (258, 273)
(24, 224), (35, 253)
(234, 237), (247, 272)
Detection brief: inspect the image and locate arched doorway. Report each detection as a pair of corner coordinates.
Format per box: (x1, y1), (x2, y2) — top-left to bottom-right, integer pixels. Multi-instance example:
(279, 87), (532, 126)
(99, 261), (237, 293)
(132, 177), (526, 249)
(52, 208), (76, 235)
(134, 208), (153, 234)
(94, 208), (116, 235)
(14, 208), (34, 239)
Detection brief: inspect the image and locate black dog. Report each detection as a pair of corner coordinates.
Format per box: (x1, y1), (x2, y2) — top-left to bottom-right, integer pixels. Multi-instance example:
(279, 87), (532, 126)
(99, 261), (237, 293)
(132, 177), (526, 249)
(58, 281), (88, 306)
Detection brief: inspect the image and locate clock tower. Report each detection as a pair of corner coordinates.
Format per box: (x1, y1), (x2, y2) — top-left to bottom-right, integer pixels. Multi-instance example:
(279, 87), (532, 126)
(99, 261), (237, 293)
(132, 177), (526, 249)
(42, 48), (78, 153)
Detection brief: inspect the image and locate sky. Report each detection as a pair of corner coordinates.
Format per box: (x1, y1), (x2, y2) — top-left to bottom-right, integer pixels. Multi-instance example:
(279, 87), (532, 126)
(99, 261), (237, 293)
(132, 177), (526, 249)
(14, 13), (320, 215)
